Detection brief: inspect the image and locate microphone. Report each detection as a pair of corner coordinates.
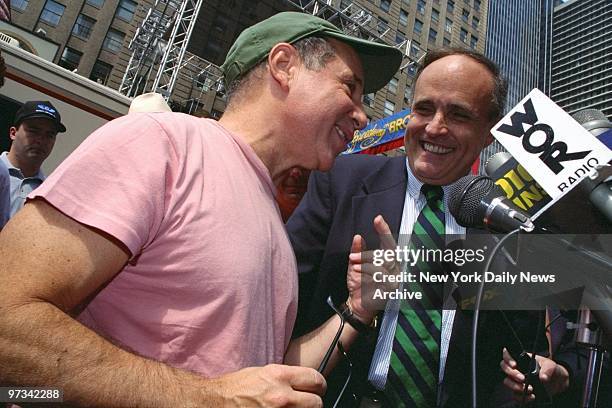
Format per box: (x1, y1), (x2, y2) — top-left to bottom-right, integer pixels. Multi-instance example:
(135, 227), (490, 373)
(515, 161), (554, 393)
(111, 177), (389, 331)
(483, 152), (552, 219)
(576, 164), (612, 223)
(484, 151), (512, 176)
(448, 174), (535, 232)
(572, 109), (612, 148)
(571, 109), (612, 223)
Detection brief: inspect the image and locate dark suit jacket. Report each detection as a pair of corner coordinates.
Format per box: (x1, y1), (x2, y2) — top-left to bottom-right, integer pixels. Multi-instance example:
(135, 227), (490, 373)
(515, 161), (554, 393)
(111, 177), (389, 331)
(287, 155), (549, 407)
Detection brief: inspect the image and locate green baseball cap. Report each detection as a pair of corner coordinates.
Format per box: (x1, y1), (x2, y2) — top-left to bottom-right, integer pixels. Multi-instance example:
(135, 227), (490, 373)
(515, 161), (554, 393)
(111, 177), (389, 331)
(221, 12), (403, 94)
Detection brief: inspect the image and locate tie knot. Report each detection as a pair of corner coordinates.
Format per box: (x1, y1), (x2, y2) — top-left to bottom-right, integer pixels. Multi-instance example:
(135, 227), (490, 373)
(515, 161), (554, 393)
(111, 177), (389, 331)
(421, 184), (443, 205)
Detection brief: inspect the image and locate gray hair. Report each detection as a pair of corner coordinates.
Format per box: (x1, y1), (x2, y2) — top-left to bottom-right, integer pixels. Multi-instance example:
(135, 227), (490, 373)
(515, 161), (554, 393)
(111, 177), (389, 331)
(225, 36), (337, 106)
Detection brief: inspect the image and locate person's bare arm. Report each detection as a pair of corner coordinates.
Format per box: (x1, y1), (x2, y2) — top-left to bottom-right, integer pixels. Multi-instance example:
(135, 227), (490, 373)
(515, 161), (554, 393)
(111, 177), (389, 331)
(0, 200), (325, 407)
(286, 215), (395, 373)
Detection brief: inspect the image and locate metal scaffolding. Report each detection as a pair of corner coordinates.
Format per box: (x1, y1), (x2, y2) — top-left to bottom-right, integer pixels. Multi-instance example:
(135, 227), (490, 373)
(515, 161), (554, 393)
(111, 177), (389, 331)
(120, 0), (426, 111)
(119, 0), (181, 97)
(284, 0), (426, 73)
(151, 0), (204, 99)
(120, 0), (205, 101)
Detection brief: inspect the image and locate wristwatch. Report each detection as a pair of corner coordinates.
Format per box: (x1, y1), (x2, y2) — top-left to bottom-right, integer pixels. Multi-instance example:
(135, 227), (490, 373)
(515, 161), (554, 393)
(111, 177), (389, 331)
(339, 301), (374, 334)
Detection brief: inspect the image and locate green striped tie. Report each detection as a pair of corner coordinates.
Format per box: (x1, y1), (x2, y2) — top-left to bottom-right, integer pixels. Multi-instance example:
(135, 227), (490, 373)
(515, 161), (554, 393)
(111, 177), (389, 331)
(386, 184), (445, 407)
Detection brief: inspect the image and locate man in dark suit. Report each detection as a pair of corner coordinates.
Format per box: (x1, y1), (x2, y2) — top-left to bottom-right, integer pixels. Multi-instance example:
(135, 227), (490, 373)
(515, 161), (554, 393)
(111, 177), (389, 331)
(287, 48), (572, 407)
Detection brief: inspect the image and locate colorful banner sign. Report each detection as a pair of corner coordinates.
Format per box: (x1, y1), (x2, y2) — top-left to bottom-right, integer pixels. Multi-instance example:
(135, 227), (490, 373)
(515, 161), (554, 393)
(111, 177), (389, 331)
(342, 108), (411, 155)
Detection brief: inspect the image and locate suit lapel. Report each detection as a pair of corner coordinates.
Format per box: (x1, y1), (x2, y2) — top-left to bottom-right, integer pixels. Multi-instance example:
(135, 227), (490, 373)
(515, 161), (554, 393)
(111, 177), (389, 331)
(351, 157), (407, 247)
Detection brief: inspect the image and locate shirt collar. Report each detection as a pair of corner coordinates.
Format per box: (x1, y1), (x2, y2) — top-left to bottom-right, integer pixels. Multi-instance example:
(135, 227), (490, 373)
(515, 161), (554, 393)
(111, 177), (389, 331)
(404, 157), (468, 200)
(0, 151), (46, 180)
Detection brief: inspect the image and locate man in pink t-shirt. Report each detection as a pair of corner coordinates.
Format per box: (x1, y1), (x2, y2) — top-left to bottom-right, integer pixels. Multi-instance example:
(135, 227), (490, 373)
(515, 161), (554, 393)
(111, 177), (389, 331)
(0, 12), (401, 407)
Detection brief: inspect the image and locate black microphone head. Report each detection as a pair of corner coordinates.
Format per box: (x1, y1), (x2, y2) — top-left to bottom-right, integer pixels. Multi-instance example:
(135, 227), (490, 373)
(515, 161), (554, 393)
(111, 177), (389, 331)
(448, 175), (498, 228)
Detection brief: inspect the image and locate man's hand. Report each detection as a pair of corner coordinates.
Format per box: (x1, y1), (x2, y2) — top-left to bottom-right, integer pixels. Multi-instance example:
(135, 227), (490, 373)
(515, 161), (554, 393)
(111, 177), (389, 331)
(347, 215), (399, 323)
(501, 347), (569, 403)
(211, 364), (326, 407)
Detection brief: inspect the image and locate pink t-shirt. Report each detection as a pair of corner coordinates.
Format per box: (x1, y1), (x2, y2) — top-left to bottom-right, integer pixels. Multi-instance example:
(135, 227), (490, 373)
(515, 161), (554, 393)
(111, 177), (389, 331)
(31, 113), (298, 377)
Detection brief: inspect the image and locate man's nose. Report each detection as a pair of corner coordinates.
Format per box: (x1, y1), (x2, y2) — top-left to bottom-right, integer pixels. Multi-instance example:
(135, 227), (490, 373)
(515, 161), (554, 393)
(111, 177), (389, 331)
(352, 102), (368, 131)
(425, 111), (448, 136)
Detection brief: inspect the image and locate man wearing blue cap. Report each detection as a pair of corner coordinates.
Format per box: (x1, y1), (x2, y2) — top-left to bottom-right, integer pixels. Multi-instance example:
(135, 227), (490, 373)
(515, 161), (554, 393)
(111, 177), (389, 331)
(0, 100), (66, 218)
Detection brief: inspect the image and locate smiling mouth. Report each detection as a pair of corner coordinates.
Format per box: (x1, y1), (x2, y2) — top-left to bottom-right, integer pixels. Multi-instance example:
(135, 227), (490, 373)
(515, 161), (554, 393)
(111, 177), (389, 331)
(421, 142), (454, 154)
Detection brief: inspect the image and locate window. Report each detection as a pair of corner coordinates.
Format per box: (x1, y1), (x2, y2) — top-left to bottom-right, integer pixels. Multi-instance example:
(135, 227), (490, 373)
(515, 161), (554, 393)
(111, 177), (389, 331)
(462, 9), (469, 22)
(404, 85), (412, 102)
(102, 28), (125, 53)
(86, 0), (104, 7)
(413, 19), (423, 35)
(447, 0), (455, 13)
(72, 14), (95, 39)
(399, 8), (408, 26)
(384, 100), (395, 116)
(363, 93), (375, 108)
(380, 0), (391, 13)
(39, 0), (65, 26)
(417, 0), (425, 14)
(410, 40), (420, 57)
(428, 28), (437, 43)
(58, 47), (82, 71)
(12, 0), (29, 11)
(377, 17), (388, 34)
(89, 60), (113, 85)
(388, 77), (398, 94)
(474, 0), (481, 11)
(115, 0), (137, 22)
(395, 31), (405, 44)
(212, 14), (229, 33)
(443, 37), (450, 46)
(472, 16), (479, 29)
(470, 35), (478, 49)
(407, 64), (417, 77)
(460, 27), (468, 43)
(431, 8), (439, 22)
(445, 18), (452, 33)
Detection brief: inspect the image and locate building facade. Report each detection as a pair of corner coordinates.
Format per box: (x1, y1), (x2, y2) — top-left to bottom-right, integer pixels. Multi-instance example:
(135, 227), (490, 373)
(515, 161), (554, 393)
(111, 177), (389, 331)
(485, 0), (555, 110)
(7, 0), (491, 121)
(9, 0), (140, 87)
(550, 0), (612, 121)
(481, 0), (555, 169)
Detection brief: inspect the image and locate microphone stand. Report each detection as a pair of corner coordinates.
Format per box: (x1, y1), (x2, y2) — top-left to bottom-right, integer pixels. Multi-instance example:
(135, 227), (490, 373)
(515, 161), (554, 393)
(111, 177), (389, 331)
(525, 233), (611, 407)
(572, 307), (606, 407)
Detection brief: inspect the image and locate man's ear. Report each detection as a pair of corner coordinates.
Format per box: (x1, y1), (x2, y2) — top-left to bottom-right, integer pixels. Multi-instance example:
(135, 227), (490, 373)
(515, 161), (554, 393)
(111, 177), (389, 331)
(9, 126), (17, 141)
(267, 43), (300, 90)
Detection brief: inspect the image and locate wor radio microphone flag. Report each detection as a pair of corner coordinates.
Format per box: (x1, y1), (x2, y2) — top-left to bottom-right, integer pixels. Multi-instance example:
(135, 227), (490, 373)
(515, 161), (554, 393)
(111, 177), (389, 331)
(491, 88), (612, 218)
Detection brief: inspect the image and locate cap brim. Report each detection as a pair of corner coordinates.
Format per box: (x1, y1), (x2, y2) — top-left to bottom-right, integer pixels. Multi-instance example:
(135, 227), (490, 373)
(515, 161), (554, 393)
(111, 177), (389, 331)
(323, 31), (403, 94)
(19, 114), (66, 133)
